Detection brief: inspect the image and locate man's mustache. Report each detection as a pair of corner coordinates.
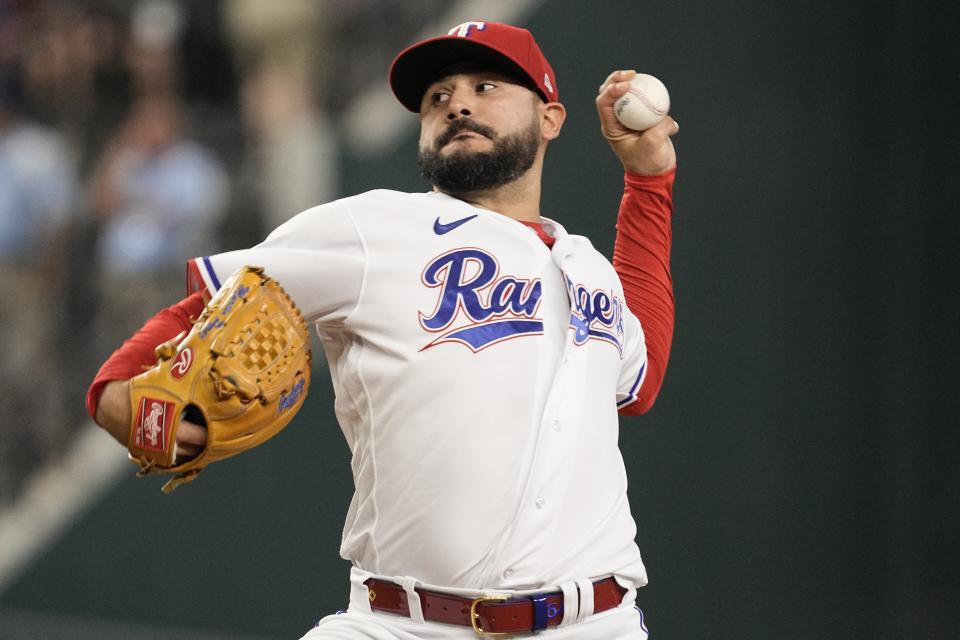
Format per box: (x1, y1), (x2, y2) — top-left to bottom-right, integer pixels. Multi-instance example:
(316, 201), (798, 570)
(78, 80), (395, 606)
(435, 120), (496, 149)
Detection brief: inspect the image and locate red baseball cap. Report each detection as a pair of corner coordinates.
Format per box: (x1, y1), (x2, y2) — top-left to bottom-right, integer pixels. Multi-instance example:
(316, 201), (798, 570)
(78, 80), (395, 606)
(389, 21), (558, 113)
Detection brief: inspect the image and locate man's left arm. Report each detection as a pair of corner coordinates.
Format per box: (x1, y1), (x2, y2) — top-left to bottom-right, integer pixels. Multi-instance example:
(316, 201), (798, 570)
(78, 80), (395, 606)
(596, 70), (679, 415)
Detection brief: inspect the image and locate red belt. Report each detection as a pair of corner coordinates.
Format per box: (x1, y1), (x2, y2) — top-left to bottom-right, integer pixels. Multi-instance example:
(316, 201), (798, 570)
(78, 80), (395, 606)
(363, 576), (626, 636)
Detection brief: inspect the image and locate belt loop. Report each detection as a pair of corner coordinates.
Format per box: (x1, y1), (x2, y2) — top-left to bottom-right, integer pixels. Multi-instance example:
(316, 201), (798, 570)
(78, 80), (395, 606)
(350, 567), (375, 613)
(398, 576), (425, 624)
(532, 595), (550, 632)
(574, 579), (594, 623)
(558, 581), (579, 627)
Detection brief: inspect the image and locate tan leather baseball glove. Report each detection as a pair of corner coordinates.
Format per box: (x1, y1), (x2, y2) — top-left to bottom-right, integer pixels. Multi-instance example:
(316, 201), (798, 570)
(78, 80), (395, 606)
(128, 266), (311, 493)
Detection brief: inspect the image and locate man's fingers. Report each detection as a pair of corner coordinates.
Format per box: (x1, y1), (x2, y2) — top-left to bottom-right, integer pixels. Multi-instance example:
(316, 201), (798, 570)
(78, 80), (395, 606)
(176, 443), (203, 458)
(597, 69), (636, 94)
(595, 70), (677, 175)
(596, 75), (634, 109)
(178, 419), (208, 446)
(648, 116), (680, 139)
(175, 420), (207, 463)
(597, 80), (630, 105)
(597, 76), (635, 136)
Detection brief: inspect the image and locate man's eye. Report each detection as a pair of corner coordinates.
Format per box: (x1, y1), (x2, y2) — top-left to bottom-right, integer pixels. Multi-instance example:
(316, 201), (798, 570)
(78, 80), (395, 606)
(477, 82), (496, 92)
(431, 92), (450, 104)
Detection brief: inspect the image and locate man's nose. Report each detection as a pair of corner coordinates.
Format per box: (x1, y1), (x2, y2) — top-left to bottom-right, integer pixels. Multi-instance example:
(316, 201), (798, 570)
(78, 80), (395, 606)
(445, 87), (474, 120)
(446, 106), (472, 120)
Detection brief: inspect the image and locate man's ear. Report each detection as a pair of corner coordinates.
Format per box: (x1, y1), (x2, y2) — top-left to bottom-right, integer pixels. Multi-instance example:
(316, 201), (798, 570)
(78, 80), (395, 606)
(540, 101), (566, 141)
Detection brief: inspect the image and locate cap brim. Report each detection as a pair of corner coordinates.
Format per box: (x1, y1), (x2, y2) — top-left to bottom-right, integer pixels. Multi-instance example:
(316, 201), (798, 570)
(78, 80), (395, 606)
(389, 36), (539, 112)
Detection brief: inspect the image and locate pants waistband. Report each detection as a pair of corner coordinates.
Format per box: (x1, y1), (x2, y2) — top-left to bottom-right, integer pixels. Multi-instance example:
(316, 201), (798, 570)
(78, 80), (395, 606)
(349, 569), (630, 636)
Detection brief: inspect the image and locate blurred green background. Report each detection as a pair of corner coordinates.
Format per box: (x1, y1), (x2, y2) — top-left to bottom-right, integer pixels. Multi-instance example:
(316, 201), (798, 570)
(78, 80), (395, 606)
(1, 0), (957, 639)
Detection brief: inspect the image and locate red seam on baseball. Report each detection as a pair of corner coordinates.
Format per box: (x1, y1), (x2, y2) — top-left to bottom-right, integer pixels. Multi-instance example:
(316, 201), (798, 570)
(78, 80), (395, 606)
(627, 88), (668, 116)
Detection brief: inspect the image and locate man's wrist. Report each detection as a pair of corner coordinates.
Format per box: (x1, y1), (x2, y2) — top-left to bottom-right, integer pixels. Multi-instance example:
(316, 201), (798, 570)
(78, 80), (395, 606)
(624, 167), (676, 203)
(625, 165), (676, 182)
(95, 380), (132, 446)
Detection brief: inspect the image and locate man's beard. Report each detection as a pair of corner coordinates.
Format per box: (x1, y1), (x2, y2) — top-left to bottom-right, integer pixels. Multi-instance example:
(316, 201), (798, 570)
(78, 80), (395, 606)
(418, 117), (540, 194)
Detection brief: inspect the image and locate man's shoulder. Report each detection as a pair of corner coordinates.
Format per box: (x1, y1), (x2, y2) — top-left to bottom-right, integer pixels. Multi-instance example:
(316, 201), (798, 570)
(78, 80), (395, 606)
(287, 189), (424, 220)
(332, 188), (453, 223)
(339, 188), (431, 207)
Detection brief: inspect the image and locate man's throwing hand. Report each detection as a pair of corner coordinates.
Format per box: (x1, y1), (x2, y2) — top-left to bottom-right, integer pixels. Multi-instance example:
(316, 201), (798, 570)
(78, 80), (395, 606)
(597, 69), (678, 176)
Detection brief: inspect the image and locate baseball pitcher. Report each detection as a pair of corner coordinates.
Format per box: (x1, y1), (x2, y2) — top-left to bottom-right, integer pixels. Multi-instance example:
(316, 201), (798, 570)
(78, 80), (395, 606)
(89, 20), (679, 639)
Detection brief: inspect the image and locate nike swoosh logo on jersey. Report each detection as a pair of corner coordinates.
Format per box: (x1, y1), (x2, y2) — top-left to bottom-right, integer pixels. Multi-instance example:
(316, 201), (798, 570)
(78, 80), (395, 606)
(433, 214), (478, 235)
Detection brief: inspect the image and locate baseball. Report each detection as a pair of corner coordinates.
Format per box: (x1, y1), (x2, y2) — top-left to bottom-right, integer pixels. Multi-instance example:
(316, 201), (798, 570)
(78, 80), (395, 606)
(614, 73), (670, 131)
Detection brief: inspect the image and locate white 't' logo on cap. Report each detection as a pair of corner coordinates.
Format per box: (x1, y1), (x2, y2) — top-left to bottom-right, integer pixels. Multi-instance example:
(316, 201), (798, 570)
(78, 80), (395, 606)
(449, 21), (486, 37)
(544, 74), (554, 94)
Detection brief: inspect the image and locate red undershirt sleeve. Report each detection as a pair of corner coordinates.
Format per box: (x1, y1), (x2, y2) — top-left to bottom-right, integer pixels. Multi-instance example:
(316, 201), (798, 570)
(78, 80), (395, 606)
(614, 168), (676, 415)
(85, 291), (207, 419)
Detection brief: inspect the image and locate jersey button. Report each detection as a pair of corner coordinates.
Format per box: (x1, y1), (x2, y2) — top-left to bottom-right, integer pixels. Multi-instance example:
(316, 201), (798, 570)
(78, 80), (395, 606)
(535, 496), (546, 509)
(553, 419), (562, 431)
(503, 569), (514, 579)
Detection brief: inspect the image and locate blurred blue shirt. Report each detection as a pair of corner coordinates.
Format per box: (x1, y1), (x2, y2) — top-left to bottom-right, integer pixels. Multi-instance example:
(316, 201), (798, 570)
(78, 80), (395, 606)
(96, 140), (228, 275)
(0, 120), (78, 264)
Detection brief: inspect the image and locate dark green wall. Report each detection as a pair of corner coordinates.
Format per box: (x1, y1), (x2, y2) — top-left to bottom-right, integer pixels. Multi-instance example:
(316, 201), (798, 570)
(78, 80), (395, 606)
(3, 1), (957, 638)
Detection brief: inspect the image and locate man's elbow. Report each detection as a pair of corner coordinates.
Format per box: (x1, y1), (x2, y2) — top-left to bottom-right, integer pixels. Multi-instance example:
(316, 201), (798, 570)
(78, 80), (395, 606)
(618, 357), (667, 417)
(618, 390), (659, 416)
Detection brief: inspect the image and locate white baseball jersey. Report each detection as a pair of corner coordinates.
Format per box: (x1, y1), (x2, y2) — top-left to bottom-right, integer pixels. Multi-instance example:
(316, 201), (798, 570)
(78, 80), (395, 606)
(189, 189), (649, 590)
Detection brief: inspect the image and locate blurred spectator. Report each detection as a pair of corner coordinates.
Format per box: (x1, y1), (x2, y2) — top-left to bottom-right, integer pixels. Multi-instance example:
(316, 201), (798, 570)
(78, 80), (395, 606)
(0, 63), (80, 501)
(0, 70), (77, 263)
(126, 0), (181, 97)
(88, 0), (228, 346)
(16, 0), (130, 173)
(90, 95), (228, 279)
(89, 91), (228, 340)
(224, 0), (338, 230)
